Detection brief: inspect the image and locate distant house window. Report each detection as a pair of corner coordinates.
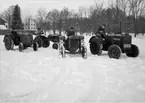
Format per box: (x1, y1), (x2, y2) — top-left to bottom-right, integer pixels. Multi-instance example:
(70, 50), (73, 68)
(24, 19), (36, 30)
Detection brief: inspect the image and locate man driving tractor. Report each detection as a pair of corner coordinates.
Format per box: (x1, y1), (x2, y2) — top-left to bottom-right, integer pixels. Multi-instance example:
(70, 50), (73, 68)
(67, 27), (75, 37)
(35, 27), (44, 36)
(96, 24), (106, 39)
(64, 27), (76, 50)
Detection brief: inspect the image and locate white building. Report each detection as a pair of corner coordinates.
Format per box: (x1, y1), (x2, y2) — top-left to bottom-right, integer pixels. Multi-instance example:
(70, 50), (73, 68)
(24, 19), (37, 31)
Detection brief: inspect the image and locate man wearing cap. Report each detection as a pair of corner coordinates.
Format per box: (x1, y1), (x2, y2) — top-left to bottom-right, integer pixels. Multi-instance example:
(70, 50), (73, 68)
(97, 24), (106, 38)
(35, 27), (44, 36)
(64, 27), (75, 50)
(67, 27), (75, 37)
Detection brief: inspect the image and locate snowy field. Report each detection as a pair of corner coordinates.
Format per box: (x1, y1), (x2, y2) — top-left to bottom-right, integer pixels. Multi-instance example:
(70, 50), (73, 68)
(0, 34), (145, 103)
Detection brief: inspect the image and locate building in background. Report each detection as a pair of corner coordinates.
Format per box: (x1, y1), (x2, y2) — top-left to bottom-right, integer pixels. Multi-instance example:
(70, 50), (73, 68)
(0, 18), (8, 29)
(24, 18), (37, 31)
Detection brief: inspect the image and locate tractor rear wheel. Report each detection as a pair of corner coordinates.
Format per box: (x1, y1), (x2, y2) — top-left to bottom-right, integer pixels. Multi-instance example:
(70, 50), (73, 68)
(90, 42), (102, 55)
(126, 44), (139, 57)
(4, 36), (14, 50)
(108, 45), (122, 59)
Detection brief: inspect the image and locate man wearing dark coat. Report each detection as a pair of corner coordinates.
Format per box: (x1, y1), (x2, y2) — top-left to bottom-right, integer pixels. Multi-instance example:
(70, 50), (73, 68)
(97, 24), (106, 38)
(35, 27), (44, 36)
(64, 27), (75, 50)
(67, 27), (75, 37)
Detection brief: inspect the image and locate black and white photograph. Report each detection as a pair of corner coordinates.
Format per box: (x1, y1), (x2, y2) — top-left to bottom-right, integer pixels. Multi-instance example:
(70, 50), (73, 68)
(0, 0), (145, 103)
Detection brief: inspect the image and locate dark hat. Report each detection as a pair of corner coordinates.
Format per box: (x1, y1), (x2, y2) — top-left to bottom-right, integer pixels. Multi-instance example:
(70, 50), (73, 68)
(70, 27), (74, 29)
(103, 24), (106, 27)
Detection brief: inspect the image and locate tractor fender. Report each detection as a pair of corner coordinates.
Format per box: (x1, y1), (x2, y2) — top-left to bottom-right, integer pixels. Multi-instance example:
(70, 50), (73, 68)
(89, 36), (100, 43)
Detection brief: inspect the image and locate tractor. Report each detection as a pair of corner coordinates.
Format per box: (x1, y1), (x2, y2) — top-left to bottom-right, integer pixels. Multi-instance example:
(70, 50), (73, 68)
(33, 31), (50, 48)
(3, 30), (38, 52)
(89, 32), (139, 59)
(59, 35), (87, 59)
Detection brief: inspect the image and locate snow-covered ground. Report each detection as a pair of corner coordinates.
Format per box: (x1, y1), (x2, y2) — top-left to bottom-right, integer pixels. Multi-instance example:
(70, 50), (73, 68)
(0, 34), (145, 103)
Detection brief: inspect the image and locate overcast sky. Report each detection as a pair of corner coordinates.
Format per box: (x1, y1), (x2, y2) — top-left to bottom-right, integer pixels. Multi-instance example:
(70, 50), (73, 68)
(0, 0), (110, 16)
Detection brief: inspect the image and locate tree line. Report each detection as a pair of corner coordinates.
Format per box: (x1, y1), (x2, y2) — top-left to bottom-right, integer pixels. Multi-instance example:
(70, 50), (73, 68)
(0, 5), (23, 30)
(0, 0), (145, 37)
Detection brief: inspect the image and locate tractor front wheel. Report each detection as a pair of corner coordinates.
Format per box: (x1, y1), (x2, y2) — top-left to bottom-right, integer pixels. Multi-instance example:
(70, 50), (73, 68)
(59, 45), (65, 58)
(4, 36), (14, 50)
(90, 42), (102, 55)
(82, 46), (87, 59)
(19, 43), (24, 52)
(33, 42), (38, 51)
(52, 43), (58, 49)
(108, 45), (122, 59)
(126, 44), (139, 57)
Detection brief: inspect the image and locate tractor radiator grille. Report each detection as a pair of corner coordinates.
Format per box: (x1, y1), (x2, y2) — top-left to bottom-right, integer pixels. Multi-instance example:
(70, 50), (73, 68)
(123, 35), (131, 44)
(69, 39), (80, 51)
(20, 34), (33, 45)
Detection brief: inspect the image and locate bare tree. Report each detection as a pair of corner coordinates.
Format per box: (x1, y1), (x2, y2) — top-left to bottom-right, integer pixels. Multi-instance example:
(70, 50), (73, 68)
(139, 0), (145, 17)
(1, 5), (14, 29)
(36, 8), (49, 33)
(78, 6), (89, 18)
(107, 0), (134, 33)
(46, 9), (60, 34)
(116, 0), (130, 32)
(89, 0), (104, 33)
(24, 13), (32, 23)
(128, 0), (145, 37)
(117, 0), (129, 16)
(36, 7), (47, 26)
(23, 13), (33, 30)
(60, 7), (71, 32)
